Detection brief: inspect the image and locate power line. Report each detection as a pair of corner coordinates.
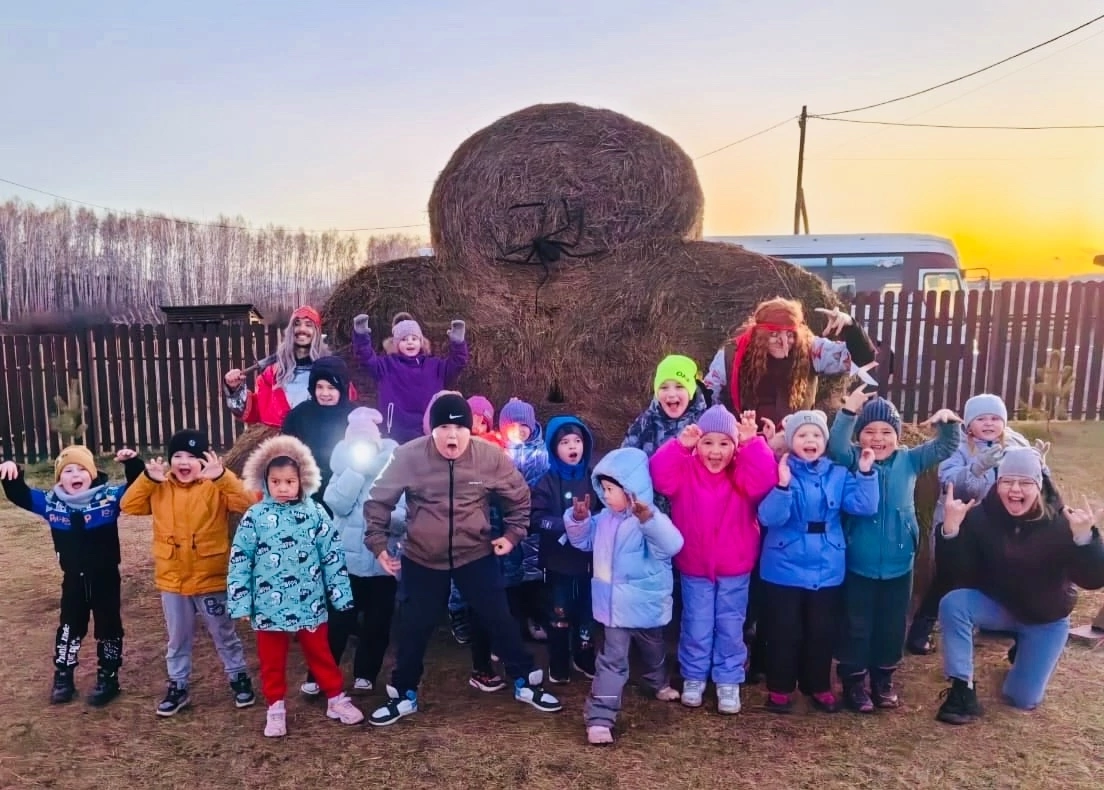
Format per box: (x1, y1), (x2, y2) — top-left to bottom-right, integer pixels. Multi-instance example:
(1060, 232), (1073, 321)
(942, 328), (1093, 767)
(694, 116), (797, 160)
(817, 12), (1104, 117)
(810, 117), (1104, 130)
(0, 176), (428, 234)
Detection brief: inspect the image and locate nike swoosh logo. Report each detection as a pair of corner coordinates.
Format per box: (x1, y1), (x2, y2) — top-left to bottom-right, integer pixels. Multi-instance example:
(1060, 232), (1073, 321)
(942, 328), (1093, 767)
(449, 414), (463, 419)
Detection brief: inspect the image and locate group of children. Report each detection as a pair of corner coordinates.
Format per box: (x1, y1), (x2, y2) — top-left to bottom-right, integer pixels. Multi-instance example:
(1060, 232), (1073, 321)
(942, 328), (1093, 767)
(0, 299), (1075, 743)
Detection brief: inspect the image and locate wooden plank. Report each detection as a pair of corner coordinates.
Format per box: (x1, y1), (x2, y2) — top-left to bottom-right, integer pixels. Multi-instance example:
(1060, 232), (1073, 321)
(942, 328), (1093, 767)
(113, 324), (137, 450)
(88, 326), (113, 454)
(947, 290), (969, 409)
(101, 325), (123, 451)
(63, 332), (89, 456)
(930, 290), (953, 411)
(1003, 284), (1028, 416)
(973, 289), (993, 396)
(1080, 283), (1104, 419)
(217, 322), (237, 447)
(984, 286), (1012, 404)
(194, 322), (214, 440)
(1069, 283), (1096, 419)
(901, 291), (926, 421)
(178, 322), (199, 433)
(3, 336), (27, 461)
(14, 336), (41, 461)
(128, 324), (149, 451)
(141, 324), (161, 450)
(0, 336), (14, 461)
(159, 324), (180, 444)
(1047, 281), (1070, 365)
(887, 290), (911, 410)
(1027, 281), (1057, 413)
(37, 335), (60, 459)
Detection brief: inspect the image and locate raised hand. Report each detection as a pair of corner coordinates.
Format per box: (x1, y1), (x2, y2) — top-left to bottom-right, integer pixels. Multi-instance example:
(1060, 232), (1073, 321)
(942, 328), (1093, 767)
(736, 410), (759, 445)
(146, 457), (168, 482)
(923, 408), (962, 426)
(448, 319), (466, 343)
(378, 549), (402, 577)
(630, 497), (654, 524)
(970, 443), (1004, 475)
(114, 449), (137, 462)
(940, 482), (977, 538)
(0, 460), (19, 481)
(1033, 439), (1052, 464)
(858, 447), (876, 473)
(223, 369), (244, 390)
(678, 424), (703, 450)
(571, 494), (591, 522)
(353, 313), (372, 336)
(1065, 496), (1098, 544)
(777, 453), (792, 487)
(843, 382), (875, 413)
(198, 451), (225, 480)
(760, 417), (776, 443)
(491, 536), (514, 556)
(814, 307), (854, 337)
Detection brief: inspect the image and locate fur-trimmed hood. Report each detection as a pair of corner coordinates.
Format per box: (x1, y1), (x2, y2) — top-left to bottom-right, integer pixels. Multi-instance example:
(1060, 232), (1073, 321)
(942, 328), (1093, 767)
(242, 434), (322, 499)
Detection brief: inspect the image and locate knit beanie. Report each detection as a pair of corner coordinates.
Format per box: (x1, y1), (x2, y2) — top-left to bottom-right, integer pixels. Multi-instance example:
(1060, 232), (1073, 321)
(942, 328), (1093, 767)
(855, 397), (902, 437)
(429, 393), (473, 431)
(309, 355), (349, 395)
(963, 393), (1008, 427)
(392, 318), (423, 342)
(467, 395), (495, 425)
(346, 407), (383, 446)
(553, 423), (585, 445)
(997, 447), (1044, 487)
(784, 410), (829, 448)
(653, 354), (698, 397)
(696, 405), (739, 441)
(55, 445), (97, 482)
(499, 398), (537, 433)
(168, 429), (210, 459)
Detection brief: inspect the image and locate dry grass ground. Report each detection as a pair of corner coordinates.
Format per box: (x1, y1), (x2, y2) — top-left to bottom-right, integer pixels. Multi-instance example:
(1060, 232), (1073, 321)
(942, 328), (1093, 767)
(1, 422), (1101, 790)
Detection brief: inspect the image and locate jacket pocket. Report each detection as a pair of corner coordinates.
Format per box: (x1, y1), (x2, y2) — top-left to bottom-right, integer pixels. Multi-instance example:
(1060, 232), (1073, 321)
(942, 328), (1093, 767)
(152, 540), (177, 560)
(194, 531), (229, 558)
(899, 508), (920, 551)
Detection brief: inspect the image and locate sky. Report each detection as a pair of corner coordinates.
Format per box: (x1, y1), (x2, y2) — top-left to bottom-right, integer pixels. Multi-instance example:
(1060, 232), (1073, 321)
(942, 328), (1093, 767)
(2, 0), (1102, 279)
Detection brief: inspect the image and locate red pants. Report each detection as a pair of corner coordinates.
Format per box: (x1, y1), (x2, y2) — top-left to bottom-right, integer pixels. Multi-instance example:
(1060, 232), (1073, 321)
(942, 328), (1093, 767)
(255, 624), (344, 703)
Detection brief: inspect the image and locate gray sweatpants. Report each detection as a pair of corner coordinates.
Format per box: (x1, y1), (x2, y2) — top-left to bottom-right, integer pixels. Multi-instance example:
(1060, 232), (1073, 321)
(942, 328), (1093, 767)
(161, 592), (248, 684)
(585, 625), (670, 728)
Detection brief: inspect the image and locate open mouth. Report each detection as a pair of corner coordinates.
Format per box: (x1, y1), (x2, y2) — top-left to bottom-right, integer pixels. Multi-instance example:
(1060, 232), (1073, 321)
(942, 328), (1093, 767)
(797, 446), (820, 459)
(70, 480), (86, 490)
(567, 452), (580, 463)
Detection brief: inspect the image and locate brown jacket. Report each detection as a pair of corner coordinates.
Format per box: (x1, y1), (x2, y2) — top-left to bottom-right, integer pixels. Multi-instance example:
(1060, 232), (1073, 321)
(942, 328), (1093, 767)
(364, 435), (530, 570)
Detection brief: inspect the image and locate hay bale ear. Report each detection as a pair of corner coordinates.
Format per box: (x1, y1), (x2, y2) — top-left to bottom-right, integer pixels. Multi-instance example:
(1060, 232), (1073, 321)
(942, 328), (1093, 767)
(392, 311), (415, 326)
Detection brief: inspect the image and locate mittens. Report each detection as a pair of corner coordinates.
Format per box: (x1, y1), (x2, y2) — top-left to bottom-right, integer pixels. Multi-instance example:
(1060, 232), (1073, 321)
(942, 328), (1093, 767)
(353, 314), (371, 337)
(970, 443), (1004, 476)
(448, 319), (466, 343)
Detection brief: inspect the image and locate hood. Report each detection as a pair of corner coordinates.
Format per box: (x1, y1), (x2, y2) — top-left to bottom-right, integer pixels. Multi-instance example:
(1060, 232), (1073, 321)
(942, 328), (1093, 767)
(329, 436), (400, 481)
(308, 356), (352, 405)
(545, 415), (594, 478)
(592, 447), (654, 508)
(647, 386), (708, 423)
(242, 434), (322, 499)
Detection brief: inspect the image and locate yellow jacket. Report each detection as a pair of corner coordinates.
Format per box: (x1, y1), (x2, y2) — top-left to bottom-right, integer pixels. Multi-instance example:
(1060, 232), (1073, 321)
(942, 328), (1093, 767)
(121, 470), (254, 595)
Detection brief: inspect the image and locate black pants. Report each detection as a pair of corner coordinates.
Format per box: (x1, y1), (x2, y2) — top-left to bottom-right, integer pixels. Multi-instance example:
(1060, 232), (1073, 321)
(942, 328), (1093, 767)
(745, 563), (768, 673)
(314, 574), (398, 686)
(392, 554), (535, 694)
(470, 580), (549, 672)
(55, 567), (124, 671)
(763, 581), (842, 695)
(836, 571), (912, 678)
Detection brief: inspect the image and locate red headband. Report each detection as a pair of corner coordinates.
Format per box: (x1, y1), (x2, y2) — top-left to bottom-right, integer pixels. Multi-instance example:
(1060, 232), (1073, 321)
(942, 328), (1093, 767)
(291, 306), (322, 326)
(753, 321), (797, 333)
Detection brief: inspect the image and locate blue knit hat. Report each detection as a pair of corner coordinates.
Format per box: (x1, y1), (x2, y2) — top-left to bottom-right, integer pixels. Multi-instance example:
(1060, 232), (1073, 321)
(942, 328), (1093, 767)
(855, 397), (902, 437)
(498, 397), (537, 433)
(964, 393), (1008, 427)
(696, 405), (738, 441)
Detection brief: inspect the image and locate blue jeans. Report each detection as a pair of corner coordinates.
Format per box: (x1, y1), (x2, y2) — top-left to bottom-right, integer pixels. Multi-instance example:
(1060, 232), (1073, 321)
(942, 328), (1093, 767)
(679, 573), (749, 684)
(939, 588), (1069, 710)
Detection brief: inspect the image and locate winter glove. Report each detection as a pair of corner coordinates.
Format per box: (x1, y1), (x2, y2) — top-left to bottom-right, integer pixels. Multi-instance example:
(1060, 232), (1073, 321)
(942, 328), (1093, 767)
(970, 443), (1005, 476)
(353, 314), (371, 337)
(448, 319), (466, 343)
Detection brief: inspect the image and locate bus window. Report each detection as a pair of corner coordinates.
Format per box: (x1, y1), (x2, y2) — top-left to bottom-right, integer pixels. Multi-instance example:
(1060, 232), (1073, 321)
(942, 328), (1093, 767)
(779, 256), (828, 268)
(831, 276), (857, 301)
(921, 270), (962, 292)
(832, 255), (906, 270)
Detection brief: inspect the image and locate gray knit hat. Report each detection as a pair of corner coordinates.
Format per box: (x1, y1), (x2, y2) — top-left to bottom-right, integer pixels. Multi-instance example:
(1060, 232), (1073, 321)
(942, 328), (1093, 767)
(997, 447), (1043, 487)
(784, 410), (829, 449)
(964, 393), (1008, 427)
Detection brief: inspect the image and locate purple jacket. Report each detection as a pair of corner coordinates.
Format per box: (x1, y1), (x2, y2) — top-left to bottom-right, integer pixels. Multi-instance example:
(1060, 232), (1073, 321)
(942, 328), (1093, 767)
(353, 334), (468, 444)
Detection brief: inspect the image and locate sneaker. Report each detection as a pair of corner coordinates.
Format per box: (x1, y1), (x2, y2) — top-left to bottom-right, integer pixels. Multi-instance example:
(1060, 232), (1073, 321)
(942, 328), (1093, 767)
(264, 701), (287, 737)
(809, 691), (841, 714)
(230, 673), (256, 708)
(514, 669), (562, 712)
(871, 674), (900, 709)
(469, 670), (506, 692)
(573, 657), (596, 679)
(300, 680), (321, 696)
(353, 678), (373, 693)
(906, 616), (937, 656)
(843, 680), (875, 714)
(528, 619), (549, 642)
(765, 692), (793, 713)
(156, 681), (191, 717)
(717, 684), (742, 714)
(936, 679), (982, 725)
(88, 670), (120, 707)
(369, 685), (418, 727)
(50, 669), (77, 705)
(450, 611), (471, 646)
(326, 693), (365, 725)
(587, 725), (614, 745)
(655, 686), (681, 702)
(547, 670), (571, 686)
(681, 679), (706, 708)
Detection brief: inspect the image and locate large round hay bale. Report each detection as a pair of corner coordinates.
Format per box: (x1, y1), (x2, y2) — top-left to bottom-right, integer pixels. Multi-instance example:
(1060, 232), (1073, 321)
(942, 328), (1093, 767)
(428, 103), (705, 265)
(224, 424), (279, 476)
(324, 239), (842, 452)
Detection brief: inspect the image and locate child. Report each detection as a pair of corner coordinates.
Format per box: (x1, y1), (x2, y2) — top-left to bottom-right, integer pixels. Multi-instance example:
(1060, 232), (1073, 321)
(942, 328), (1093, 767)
(281, 355), (357, 506)
(622, 354), (709, 459)
(827, 385), (961, 712)
(352, 311), (468, 444)
(227, 435), (364, 737)
(119, 430), (257, 716)
(650, 405), (777, 713)
(565, 448), (684, 745)
(531, 415), (600, 683)
(907, 393), (1051, 655)
(0, 446), (144, 706)
(468, 394), (506, 448)
(322, 408), (406, 693)
(756, 411), (879, 713)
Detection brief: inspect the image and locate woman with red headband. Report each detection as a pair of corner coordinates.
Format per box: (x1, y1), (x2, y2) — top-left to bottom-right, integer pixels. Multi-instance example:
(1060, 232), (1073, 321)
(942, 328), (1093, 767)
(223, 306), (356, 430)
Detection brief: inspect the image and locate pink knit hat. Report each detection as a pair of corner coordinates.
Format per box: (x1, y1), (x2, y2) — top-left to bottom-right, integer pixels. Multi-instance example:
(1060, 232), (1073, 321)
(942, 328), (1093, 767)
(467, 395), (495, 425)
(346, 407), (383, 446)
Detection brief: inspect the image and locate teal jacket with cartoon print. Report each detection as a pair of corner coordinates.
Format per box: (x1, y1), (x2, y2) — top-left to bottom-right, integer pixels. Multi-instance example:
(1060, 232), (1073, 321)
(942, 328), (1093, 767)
(227, 435), (353, 631)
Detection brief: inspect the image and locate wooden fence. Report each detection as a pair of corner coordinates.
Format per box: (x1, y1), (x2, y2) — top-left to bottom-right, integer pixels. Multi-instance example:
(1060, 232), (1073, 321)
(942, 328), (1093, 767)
(2, 281), (1103, 462)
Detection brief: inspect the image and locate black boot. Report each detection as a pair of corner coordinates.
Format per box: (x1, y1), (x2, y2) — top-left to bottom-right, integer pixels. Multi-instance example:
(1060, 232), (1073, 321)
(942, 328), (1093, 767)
(50, 668), (77, 704)
(936, 678), (981, 725)
(870, 667), (901, 709)
(906, 616), (937, 656)
(573, 641), (596, 679)
(841, 672), (874, 714)
(89, 638), (122, 707)
(546, 626), (572, 684)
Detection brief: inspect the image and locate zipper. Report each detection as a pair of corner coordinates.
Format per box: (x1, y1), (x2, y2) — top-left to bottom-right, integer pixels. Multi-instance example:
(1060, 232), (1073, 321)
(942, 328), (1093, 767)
(447, 460), (455, 571)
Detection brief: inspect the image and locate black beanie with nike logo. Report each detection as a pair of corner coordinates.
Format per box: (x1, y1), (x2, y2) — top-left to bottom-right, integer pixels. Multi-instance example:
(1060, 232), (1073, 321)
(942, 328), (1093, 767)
(429, 393), (473, 431)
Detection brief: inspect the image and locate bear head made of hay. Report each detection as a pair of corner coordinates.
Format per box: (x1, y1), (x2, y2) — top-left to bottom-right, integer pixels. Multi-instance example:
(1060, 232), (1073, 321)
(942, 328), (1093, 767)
(324, 102), (843, 452)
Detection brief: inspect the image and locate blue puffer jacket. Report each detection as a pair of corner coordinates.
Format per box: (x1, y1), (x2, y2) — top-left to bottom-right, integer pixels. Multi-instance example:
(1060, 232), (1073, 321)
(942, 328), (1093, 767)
(757, 456), (880, 590)
(323, 437), (408, 578)
(531, 416), (598, 577)
(564, 448), (684, 629)
(496, 427), (550, 586)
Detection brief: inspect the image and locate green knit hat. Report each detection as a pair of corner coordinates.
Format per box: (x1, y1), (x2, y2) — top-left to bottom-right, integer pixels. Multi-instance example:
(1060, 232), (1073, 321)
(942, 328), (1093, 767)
(653, 354), (698, 398)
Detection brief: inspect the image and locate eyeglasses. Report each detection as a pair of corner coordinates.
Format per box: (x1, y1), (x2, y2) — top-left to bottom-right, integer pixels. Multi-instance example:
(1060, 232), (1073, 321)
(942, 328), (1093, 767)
(997, 478), (1039, 492)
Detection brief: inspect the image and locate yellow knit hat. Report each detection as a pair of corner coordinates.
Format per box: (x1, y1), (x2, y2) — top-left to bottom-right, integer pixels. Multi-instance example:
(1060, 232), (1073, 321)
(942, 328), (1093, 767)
(653, 354), (698, 397)
(55, 445), (97, 482)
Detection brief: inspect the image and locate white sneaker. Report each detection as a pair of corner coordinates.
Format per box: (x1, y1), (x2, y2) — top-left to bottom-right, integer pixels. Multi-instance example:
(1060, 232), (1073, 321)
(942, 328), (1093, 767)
(326, 693), (365, 725)
(264, 701), (287, 737)
(682, 680), (706, 708)
(369, 685), (418, 727)
(514, 669), (562, 712)
(587, 725), (614, 745)
(656, 686), (681, 702)
(300, 681), (321, 696)
(353, 678), (373, 692)
(717, 684), (742, 714)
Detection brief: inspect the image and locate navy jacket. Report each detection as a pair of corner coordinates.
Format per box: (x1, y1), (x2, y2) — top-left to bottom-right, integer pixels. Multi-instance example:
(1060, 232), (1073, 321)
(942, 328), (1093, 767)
(531, 416), (599, 576)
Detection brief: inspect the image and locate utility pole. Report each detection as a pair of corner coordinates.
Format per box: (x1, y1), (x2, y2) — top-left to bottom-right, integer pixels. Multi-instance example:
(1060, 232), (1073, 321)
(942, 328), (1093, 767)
(793, 105), (809, 234)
